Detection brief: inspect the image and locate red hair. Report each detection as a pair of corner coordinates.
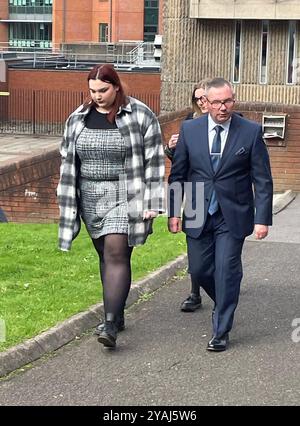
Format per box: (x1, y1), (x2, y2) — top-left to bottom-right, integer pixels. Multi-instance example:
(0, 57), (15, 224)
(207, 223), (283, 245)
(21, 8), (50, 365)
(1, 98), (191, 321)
(83, 64), (127, 123)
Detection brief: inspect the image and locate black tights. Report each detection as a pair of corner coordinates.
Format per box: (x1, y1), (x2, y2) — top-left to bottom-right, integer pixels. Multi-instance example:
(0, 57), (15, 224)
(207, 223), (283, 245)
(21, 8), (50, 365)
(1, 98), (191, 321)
(92, 234), (133, 318)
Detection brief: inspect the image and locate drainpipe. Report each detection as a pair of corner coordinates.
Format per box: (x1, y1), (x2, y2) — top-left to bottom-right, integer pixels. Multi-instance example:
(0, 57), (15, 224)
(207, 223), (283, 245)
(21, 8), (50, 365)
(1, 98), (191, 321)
(62, 0), (66, 44)
(109, 0), (112, 42)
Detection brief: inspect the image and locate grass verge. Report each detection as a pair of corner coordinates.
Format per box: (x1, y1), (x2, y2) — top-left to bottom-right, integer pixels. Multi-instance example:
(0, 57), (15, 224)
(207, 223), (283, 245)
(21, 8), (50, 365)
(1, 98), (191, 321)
(0, 216), (186, 351)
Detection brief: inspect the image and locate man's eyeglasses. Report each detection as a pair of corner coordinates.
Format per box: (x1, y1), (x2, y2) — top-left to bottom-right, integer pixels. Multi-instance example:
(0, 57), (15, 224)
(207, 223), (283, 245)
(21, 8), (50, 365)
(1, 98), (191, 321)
(206, 98), (235, 109)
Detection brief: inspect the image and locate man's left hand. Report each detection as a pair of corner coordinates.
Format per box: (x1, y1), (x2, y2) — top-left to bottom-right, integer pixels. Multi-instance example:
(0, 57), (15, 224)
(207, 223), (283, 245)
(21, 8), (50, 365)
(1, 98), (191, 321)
(254, 224), (269, 240)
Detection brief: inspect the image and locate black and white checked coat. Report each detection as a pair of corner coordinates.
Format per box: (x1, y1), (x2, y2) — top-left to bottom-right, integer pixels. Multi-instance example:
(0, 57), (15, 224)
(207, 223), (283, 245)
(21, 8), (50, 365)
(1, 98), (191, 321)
(57, 97), (165, 251)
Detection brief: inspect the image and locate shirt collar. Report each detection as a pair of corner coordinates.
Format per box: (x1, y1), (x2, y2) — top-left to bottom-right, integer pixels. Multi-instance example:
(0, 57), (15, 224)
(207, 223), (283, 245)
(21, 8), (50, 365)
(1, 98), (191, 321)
(74, 97), (132, 116)
(117, 97), (132, 114)
(208, 114), (231, 133)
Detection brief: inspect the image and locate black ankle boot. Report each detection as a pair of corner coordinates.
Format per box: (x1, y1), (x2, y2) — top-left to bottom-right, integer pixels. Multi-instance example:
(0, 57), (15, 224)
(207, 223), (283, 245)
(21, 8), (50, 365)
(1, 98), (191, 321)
(180, 293), (202, 312)
(97, 313), (118, 348)
(95, 312), (125, 335)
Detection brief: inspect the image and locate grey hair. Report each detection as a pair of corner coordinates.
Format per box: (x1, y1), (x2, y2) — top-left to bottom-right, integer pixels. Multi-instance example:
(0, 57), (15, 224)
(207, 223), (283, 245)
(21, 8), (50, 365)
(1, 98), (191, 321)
(204, 78), (234, 95)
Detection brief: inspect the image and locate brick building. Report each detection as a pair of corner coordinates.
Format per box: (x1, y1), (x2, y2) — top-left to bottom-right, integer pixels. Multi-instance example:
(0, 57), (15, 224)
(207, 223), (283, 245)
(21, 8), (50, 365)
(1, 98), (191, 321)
(0, 0), (163, 48)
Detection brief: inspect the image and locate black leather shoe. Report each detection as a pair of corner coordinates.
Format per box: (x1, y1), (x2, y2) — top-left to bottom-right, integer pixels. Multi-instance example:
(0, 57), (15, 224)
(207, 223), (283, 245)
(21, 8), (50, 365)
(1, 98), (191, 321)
(206, 333), (229, 352)
(97, 313), (118, 348)
(180, 294), (202, 312)
(95, 315), (125, 335)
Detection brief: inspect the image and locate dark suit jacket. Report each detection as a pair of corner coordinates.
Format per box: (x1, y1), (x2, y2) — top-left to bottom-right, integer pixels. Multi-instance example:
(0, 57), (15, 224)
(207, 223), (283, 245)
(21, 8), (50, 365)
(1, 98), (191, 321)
(168, 112), (273, 240)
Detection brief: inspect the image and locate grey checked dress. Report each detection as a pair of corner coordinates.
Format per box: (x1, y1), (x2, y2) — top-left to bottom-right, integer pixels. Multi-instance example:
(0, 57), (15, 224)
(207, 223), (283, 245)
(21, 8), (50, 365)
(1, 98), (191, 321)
(58, 97), (165, 251)
(76, 111), (128, 239)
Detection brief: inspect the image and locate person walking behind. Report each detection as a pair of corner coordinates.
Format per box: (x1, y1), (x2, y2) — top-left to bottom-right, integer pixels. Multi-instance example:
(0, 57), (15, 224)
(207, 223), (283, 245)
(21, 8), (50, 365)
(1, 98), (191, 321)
(57, 64), (165, 349)
(164, 80), (209, 160)
(165, 80), (209, 313)
(168, 77), (273, 351)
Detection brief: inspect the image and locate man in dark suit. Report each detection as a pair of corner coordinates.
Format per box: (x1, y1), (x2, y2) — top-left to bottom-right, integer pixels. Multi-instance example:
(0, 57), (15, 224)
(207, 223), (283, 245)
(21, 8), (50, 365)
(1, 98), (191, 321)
(168, 77), (273, 351)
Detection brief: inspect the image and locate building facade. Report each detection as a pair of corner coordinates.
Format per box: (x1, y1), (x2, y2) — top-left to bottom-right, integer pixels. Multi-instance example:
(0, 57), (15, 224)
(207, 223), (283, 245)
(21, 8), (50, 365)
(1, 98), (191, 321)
(0, 0), (162, 48)
(161, 0), (300, 112)
(0, 0), (53, 49)
(161, 1), (300, 193)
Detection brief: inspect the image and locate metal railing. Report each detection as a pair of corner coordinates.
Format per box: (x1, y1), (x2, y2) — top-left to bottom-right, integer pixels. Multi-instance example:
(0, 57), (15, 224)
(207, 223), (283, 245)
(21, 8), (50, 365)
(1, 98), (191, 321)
(125, 42), (155, 65)
(8, 39), (52, 50)
(62, 41), (158, 68)
(0, 41), (59, 53)
(0, 89), (161, 136)
(0, 41), (160, 67)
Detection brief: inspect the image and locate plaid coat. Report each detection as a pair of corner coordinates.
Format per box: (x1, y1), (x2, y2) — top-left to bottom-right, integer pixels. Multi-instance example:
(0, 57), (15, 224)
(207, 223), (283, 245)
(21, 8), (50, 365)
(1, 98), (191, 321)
(57, 96), (165, 251)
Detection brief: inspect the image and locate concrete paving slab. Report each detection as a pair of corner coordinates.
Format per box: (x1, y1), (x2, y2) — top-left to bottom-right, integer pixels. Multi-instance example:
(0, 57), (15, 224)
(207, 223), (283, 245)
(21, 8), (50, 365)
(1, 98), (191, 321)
(273, 190), (296, 215)
(0, 134), (60, 168)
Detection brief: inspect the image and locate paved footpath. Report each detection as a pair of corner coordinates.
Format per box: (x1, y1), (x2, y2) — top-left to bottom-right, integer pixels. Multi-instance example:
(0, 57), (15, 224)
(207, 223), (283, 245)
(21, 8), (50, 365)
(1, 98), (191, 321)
(0, 197), (299, 406)
(0, 134), (59, 168)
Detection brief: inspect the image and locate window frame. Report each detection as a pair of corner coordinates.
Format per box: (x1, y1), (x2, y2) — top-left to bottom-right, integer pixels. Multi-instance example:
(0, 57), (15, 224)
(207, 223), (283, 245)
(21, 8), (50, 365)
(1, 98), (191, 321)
(286, 20), (297, 85)
(259, 20), (269, 85)
(232, 20), (242, 84)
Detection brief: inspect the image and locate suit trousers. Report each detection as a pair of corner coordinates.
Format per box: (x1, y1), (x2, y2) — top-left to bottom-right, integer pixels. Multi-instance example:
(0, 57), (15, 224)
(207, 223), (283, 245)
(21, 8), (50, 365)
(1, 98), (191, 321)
(186, 209), (245, 338)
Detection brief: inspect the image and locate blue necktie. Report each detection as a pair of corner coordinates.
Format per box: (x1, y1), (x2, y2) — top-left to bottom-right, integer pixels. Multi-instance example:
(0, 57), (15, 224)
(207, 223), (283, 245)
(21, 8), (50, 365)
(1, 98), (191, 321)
(208, 125), (223, 215)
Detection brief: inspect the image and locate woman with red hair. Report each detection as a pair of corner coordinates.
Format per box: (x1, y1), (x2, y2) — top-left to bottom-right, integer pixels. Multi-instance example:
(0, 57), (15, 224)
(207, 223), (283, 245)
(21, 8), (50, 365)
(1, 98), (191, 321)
(57, 64), (165, 349)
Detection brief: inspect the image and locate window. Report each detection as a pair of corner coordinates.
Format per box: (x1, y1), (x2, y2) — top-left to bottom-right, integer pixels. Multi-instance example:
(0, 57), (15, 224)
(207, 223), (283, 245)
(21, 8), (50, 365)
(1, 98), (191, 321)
(233, 20), (242, 83)
(287, 21), (297, 84)
(144, 0), (158, 42)
(99, 23), (108, 43)
(9, 22), (52, 48)
(260, 20), (269, 84)
(145, 0), (158, 6)
(9, 0), (52, 13)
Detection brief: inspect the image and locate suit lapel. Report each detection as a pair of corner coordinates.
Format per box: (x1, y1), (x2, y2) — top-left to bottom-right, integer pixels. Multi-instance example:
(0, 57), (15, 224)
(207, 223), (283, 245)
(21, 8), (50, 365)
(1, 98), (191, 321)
(197, 115), (213, 172)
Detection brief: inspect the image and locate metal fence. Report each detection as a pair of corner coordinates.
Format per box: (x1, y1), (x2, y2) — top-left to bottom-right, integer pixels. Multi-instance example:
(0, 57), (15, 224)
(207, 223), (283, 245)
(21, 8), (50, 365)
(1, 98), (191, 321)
(0, 42), (158, 67)
(0, 89), (160, 136)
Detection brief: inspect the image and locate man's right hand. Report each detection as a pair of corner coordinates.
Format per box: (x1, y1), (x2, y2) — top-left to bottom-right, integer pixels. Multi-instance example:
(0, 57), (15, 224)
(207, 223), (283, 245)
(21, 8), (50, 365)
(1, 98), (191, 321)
(168, 217), (182, 233)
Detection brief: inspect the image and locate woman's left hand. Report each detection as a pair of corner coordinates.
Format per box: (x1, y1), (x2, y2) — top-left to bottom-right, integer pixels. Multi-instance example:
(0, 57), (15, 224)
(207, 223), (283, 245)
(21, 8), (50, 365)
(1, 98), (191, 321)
(143, 210), (159, 220)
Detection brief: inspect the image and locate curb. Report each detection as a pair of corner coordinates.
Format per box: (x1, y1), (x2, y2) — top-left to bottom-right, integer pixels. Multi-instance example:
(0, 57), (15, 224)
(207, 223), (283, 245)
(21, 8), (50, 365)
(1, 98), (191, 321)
(273, 190), (296, 215)
(0, 254), (187, 378)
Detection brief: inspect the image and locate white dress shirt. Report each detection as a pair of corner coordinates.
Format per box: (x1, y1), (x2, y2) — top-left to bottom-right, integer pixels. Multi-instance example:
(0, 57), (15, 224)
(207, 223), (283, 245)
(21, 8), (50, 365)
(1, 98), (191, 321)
(208, 114), (231, 156)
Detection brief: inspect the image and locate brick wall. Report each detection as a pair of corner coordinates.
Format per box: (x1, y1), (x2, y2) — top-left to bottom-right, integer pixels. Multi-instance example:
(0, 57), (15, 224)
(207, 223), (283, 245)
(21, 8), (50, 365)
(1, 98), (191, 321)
(112, 0), (144, 42)
(52, 0), (93, 45)
(0, 1), (8, 44)
(236, 102), (300, 193)
(53, 0), (144, 45)
(8, 69), (161, 93)
(159, 108), (191, 178)
(0, 150), (60, 223)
